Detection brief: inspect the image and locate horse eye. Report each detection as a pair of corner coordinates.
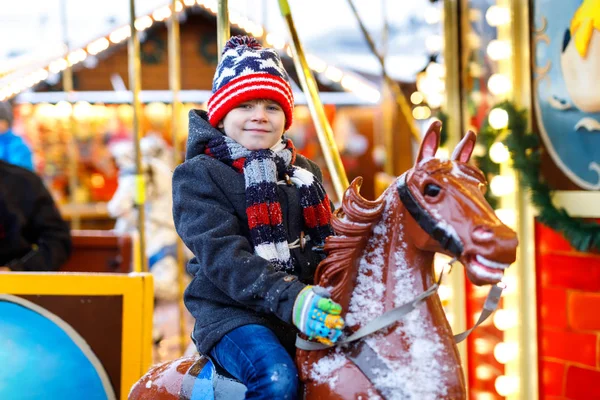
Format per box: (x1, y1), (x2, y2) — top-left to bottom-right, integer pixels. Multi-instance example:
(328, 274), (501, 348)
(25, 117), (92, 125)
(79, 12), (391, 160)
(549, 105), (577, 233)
(424, 183), (441, 197)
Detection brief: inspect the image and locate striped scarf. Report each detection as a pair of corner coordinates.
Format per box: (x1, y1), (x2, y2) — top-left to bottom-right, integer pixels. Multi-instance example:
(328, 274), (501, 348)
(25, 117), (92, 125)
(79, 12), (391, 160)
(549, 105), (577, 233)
(205, 135), (333, 272)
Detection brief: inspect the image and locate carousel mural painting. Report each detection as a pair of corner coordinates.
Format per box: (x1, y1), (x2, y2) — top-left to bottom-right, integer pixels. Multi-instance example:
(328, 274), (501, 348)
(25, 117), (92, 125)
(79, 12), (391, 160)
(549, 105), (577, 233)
(533, 0), (600, 190)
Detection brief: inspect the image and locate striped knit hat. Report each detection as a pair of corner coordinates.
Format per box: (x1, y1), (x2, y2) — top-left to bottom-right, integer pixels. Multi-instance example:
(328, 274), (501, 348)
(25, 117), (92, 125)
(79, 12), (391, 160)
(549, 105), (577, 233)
(207, 36), (294, 131)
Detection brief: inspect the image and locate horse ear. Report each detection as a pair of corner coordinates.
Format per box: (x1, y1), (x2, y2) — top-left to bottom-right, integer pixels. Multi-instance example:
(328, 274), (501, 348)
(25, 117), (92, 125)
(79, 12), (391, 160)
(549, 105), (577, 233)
(416, 121), (442, 164)
(451, 130), (477, 163)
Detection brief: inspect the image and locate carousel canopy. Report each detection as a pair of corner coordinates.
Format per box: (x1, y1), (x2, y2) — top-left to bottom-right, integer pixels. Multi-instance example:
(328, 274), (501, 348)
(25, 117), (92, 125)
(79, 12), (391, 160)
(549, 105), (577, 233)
(0, 0), (436, 84)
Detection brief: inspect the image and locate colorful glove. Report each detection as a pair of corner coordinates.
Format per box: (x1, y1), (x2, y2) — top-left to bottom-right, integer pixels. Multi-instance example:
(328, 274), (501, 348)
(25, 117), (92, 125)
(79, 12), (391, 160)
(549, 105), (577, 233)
(293, 285), (345, 345)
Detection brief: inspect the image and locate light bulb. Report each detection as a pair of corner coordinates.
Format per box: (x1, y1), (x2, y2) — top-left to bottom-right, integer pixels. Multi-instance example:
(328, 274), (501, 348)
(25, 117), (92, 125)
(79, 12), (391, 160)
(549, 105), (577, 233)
(493, 309), (517, 331)
(493, 341), (518, 364)
(488, 74), (512, 96)
(490, 175), (516, 197)
(411, 91), (425, 105)
(424, 7), (442, 24)
(426, 35), (443, 53)
(487, 40), (512, 61)
(488, 108), (509, 130)
(475, 365), (495, 380)
(474, 338), (493, 354)
(486, 6), (511, 27)
(412, 106), (431, 120)
(489, 142), (510, 163)
(495, 375), (519, 396)
(495, 208), (516, 228)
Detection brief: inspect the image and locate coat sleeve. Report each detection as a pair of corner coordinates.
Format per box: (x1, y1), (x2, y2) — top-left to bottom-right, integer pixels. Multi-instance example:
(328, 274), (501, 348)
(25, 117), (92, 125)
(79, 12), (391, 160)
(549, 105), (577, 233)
(11, 178), (71, 271)
(172, 159), (306, 324)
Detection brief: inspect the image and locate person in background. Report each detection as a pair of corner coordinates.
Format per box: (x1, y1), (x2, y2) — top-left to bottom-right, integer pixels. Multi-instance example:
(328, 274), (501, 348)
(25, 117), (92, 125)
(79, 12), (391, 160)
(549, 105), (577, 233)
(0, 161), (71, 271)
(0, 101), (33, 171)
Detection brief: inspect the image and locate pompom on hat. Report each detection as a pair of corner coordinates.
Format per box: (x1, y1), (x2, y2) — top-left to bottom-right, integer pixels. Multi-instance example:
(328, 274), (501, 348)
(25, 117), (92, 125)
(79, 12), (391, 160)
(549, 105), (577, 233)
(207, 36), (294, 131)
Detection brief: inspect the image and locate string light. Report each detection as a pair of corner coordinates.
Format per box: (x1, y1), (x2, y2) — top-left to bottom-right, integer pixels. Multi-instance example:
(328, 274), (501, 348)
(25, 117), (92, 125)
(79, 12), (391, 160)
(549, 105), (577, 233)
(488, 73), (512, 96)
(489, 141), (510, 163)
(493, 309), (517, 331)
(490, 175), (516, 197)
(134, 16), (153, 31)
(487, 40), (512, 61)
(412, 106), (431, 120)
(495, 375), (519, 396)
(485, 6), (511, 27)
(1, 0), (380, 104)
(410, 91), (424, 105)
(475, 365), (495, 380)
(493, 341), (518, 364)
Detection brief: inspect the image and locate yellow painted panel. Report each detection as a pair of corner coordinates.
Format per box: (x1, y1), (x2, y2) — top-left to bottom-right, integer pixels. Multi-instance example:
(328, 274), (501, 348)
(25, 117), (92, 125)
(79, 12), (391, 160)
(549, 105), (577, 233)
(0, 272), (154, 400)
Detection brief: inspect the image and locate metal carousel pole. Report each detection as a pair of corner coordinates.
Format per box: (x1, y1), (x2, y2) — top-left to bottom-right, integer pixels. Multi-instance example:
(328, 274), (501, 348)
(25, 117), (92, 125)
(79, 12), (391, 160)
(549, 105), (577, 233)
(217, 0), (230, 61)
(60, 0), (80, 230)
(168, 0), (188, 356)
(443, 0), (469, 381)
(128, 0), (147, 273)
(277, 0), (349, 201)
(345, 0), (421, 148)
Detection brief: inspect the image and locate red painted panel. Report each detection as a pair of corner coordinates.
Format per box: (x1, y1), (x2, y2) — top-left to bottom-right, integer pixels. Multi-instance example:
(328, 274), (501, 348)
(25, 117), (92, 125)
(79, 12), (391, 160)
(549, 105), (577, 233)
(538, 254), (600, 291)
(539, 287), (568, 328)
(540, 360), (566, 397)
(536, 222), (576, 254)
(565, 366), (600, 400)
(569, 292), (600, 331)
(541, 329), (597, 366)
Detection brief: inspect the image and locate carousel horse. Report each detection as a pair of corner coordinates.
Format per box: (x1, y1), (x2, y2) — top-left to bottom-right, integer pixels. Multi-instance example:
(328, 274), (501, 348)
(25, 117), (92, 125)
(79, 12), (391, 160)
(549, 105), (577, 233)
(108, 137), (182, 301)
(128, 121), (518, 400)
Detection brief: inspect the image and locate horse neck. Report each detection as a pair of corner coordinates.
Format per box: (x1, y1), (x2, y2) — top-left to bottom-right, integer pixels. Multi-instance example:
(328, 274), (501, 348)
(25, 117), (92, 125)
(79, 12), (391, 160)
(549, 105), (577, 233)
(345, 190), (437, 330)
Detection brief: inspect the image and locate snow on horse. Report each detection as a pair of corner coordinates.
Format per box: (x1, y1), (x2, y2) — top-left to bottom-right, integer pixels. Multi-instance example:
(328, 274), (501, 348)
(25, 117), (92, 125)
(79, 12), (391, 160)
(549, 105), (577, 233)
(128, 121), (518, 399)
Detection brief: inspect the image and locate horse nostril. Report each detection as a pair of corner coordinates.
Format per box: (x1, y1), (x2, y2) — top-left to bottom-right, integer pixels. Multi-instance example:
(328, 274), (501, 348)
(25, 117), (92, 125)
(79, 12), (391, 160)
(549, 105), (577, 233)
(472, 226), (494, 242)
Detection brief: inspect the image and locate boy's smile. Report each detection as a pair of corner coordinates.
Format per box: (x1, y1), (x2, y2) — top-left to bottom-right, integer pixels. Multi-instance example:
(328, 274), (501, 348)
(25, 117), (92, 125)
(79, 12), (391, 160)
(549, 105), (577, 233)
(218, 99), (286, 150)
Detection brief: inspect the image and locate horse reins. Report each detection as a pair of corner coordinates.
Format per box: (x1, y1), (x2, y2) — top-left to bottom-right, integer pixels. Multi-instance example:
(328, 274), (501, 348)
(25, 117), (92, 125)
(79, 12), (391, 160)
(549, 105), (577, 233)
(296, 173), (504, 351)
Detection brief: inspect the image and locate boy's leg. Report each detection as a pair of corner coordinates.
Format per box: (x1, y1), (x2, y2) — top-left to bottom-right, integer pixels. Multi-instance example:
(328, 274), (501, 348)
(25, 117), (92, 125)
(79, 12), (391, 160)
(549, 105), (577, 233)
(210, 324), (299, 400)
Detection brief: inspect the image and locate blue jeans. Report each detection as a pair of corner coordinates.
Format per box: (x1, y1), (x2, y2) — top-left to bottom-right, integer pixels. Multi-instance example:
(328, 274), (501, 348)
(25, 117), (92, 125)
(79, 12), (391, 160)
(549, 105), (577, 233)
(210, 324), (299, 399)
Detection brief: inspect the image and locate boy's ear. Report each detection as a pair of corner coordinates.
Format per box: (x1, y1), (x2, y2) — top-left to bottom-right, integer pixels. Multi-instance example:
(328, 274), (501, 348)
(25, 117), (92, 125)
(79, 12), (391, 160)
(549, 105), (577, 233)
(217, 121), (224, 129)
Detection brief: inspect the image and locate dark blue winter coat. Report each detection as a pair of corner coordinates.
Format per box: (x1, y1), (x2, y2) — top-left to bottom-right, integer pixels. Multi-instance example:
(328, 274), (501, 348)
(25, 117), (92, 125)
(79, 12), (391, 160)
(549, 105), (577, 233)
(172, 110), (327, 354)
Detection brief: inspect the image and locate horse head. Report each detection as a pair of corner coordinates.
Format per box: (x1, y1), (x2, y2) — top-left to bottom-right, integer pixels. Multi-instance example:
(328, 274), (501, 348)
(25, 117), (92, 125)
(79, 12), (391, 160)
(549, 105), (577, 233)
(399, 121), (518, 285)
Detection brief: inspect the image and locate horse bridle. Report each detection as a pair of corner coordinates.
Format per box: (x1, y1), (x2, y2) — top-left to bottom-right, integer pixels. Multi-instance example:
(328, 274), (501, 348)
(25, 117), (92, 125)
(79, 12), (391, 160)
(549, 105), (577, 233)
(396, 173), (464, 258)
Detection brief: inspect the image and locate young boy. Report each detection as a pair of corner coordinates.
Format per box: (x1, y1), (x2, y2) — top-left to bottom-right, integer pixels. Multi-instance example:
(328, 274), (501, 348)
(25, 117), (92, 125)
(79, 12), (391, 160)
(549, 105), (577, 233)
(172, 36), (344, 398)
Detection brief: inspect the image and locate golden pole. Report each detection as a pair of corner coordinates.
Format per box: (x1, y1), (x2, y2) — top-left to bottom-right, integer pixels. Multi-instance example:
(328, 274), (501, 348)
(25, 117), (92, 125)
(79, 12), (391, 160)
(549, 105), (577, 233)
(128, 0), (147, 273)
(443, 0), (466, 149)
(277, 0), (349, 201)
(510, 0), (538, 398)
(443, 0), (468, 379)
(60, 0), (80, 230)
(168, 0), (188, 357)
(217, 0), (230, 62)
(345, 0), (420, 145)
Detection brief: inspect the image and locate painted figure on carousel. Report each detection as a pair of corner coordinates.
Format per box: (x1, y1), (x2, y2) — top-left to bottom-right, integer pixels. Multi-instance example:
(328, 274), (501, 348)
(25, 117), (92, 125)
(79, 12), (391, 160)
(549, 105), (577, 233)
(107, 135), (181, 301)
(170, 36), (343, 399)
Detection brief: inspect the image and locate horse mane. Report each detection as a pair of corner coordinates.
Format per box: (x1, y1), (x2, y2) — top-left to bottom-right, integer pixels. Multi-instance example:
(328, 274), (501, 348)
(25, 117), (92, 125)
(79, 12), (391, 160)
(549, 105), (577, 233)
(315, 177), (385, 313)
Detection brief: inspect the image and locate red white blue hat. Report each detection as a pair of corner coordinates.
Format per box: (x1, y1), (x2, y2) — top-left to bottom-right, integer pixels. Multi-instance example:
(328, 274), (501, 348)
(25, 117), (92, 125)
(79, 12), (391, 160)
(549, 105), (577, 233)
(207, 36), (294, 131)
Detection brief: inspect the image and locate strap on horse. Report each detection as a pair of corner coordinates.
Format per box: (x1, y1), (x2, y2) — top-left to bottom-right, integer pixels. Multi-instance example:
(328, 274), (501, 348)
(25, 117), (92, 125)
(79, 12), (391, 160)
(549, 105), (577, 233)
(295, 259), (504, 351)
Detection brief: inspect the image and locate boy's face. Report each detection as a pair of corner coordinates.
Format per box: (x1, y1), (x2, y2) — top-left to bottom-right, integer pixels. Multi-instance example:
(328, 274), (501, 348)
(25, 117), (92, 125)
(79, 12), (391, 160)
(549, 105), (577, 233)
(218, 99), (286, 150)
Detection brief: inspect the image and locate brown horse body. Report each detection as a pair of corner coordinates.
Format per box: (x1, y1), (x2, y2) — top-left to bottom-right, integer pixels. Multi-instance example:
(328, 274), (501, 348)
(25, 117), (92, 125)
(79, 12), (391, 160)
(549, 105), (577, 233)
(129, 122), (518, 400)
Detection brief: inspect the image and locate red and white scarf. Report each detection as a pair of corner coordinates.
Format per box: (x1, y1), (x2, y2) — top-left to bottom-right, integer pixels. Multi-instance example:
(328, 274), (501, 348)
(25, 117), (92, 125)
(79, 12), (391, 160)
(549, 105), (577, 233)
(205, 136), (333, 271)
